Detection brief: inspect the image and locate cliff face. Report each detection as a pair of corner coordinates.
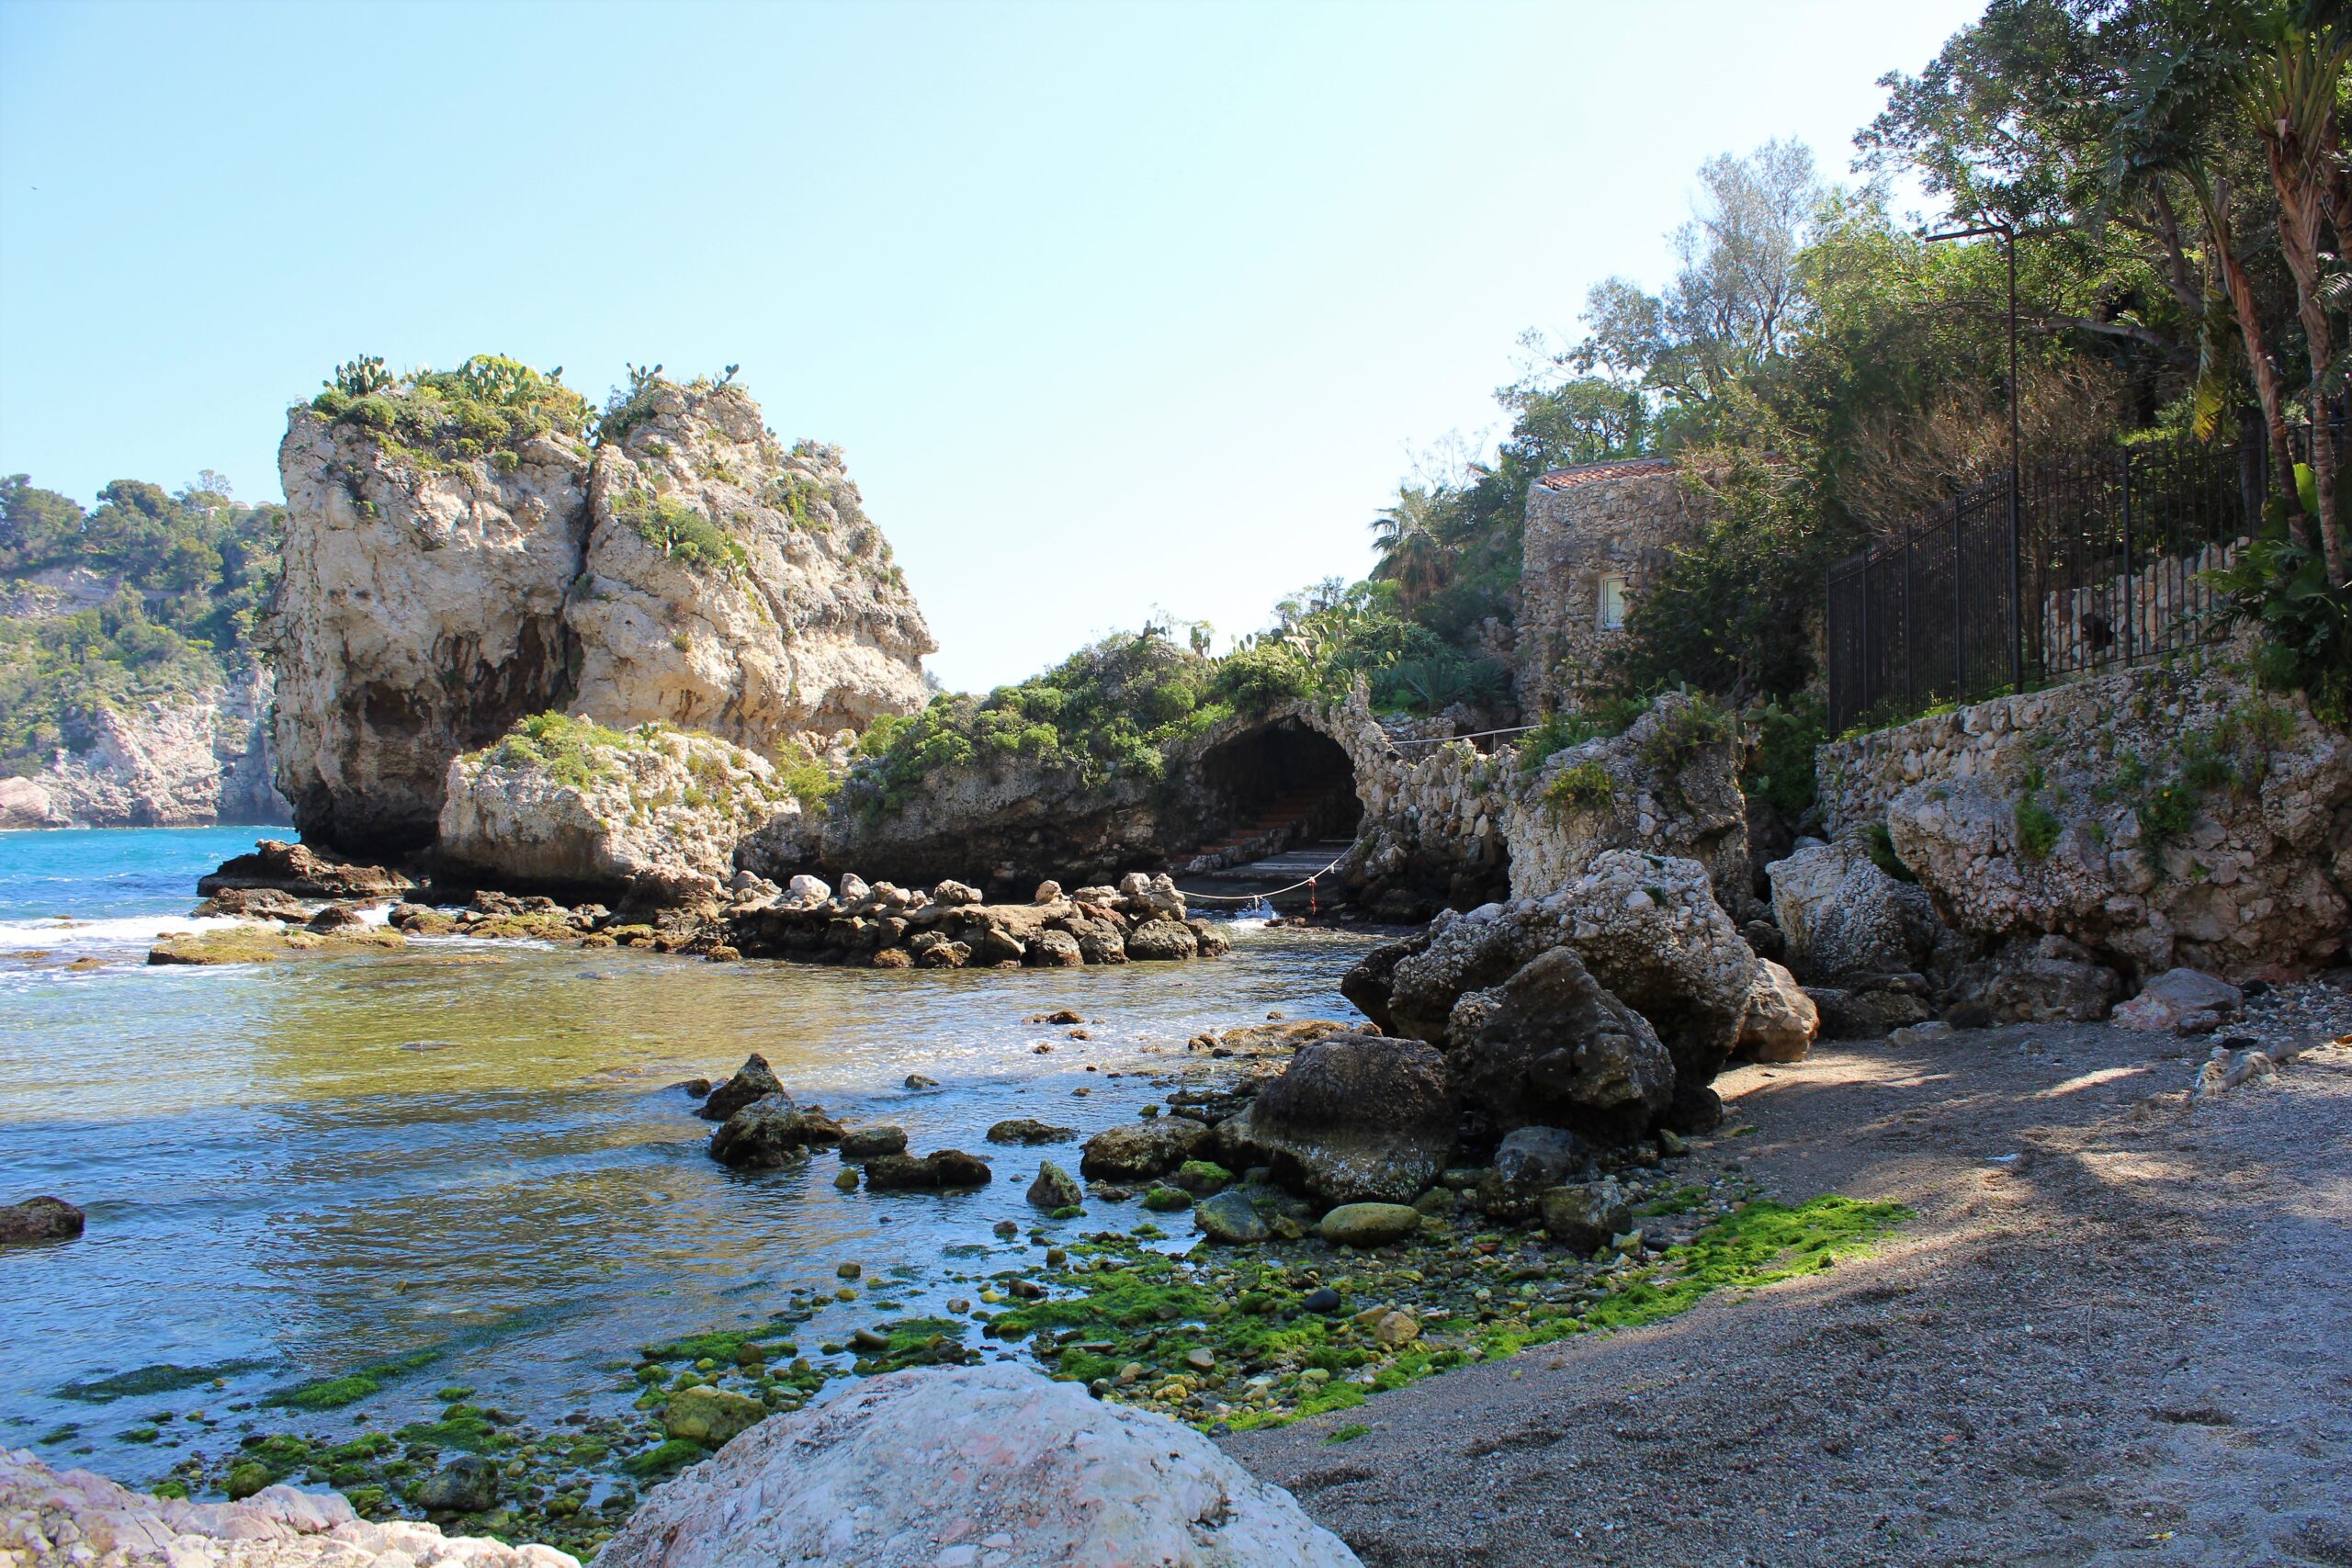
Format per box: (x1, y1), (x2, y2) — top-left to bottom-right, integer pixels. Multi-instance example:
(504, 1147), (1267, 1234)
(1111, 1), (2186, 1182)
(268, 371), (933, 856)
(20, 666), (288, 828)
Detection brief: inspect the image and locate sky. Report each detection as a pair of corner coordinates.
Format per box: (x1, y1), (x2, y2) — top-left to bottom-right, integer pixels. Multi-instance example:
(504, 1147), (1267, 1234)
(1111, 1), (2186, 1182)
(0, 0), (1984, 692)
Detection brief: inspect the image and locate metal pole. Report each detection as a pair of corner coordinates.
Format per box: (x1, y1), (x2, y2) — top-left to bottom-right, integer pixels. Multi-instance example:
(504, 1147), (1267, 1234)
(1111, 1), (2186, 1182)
(2006, 229), (2024, 694)
(2120, 447), (2134, 666)
(1952, 500), (1964, 696)
(1902, 525), (1914, 705)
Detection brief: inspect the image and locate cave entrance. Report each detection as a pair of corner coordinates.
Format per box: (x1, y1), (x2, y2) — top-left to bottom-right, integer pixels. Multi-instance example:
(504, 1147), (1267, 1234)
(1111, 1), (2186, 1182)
(1191, 719), (1362, 865)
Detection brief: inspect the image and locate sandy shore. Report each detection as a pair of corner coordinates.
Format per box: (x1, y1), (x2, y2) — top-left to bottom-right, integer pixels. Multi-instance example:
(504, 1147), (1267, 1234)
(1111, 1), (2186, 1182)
(1222, 984), (2352, 1567)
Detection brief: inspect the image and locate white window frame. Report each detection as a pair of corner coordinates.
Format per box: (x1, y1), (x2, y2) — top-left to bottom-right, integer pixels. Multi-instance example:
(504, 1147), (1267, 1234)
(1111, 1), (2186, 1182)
(1597, 573), (1630, 632)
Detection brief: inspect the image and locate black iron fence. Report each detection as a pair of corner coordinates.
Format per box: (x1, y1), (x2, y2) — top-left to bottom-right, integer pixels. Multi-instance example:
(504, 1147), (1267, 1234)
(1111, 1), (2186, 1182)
(1823, 426), (2319, 733)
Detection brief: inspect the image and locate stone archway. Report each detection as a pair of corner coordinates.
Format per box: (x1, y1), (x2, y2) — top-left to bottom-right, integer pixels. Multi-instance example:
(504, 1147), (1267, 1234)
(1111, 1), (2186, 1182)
(1188, 717), (1362, 865)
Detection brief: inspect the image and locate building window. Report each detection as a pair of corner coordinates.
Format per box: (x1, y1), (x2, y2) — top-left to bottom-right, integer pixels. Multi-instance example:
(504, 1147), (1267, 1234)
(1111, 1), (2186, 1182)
(1598, 573), (1629, 631)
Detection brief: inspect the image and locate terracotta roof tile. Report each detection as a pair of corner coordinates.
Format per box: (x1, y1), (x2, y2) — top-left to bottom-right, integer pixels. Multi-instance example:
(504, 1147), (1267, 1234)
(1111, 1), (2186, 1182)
(1535, 457), (1678, 491)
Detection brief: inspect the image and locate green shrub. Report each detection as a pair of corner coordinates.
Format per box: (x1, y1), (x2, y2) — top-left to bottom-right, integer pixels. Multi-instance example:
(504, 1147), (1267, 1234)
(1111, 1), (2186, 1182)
(309, 354), (590, 468)
(2204, 526), (2352, 728)
(1541, 760), (1619, 814)
(2012, 793), (2060, 861)
(612, 489), (749, 577)
(1741, 693), (1826, 817)
(1861, 821), (1916, 883)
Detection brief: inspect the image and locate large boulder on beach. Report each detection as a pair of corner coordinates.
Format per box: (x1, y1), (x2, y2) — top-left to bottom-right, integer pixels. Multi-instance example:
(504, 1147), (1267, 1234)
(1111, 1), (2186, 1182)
(1546, 851), (1760, 1086)
(0, 1446), (578, 1568)
(1221, 1034), (1453, 1205)
(1736, 957), (1820, 1063)
(1768, 836), (1957, 986)
(1377, 903), (1562, 1046)
(1447, 947), (1674, 1141)
(597, 1362), (1360, 1568)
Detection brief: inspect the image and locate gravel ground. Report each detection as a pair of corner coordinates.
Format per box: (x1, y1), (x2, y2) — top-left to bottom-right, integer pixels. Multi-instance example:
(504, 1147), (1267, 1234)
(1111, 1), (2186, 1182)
(1221, 976), (2352, 1568)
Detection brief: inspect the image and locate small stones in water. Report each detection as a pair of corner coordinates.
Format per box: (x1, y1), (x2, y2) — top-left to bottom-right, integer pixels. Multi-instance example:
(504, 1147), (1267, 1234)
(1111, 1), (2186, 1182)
(837, 1262), (863, 1280)
(840, 1124), (910, 1159)
(904, 1074), (939, 1089)
(993, 1219), (1020, 1237)
(947, 1297), (971, 1313)
(851, 1327), (890, 1351)
(833, 1169), (859, 1191)
(1141, 1186), (1192, 1213)
(1028, 1010), (1085, 1025)
(987, 1119), (1078, 1145)
(1026, 1161), (1085, 1212)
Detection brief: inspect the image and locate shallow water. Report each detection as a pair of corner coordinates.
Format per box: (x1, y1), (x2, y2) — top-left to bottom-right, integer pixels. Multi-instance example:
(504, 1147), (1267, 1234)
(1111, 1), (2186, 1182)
(0, 828), (1377, 1484)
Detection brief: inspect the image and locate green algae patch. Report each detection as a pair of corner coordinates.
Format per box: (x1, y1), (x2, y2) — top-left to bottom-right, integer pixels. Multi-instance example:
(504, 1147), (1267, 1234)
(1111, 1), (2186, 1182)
(266, 1348), (440, 1411)
(619, 1438), (705, 1480)
(56, 1361), (261, 1404)
(1580, 1195), (1909, 1334)
(1327, 1423), (1371, 1443)
(395, 1403), (511, 1452)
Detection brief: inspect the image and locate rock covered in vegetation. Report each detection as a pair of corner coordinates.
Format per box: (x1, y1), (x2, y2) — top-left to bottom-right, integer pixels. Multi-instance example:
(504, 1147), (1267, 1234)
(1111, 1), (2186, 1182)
(435, 716), (812, 903)
(1222, 1034), (1454, 1204)
(1823, 660), (2352, 982)
(0, 1446), (578, 1568)
(269, 361), (931, 856)
(596, 1363), (1361, 1568)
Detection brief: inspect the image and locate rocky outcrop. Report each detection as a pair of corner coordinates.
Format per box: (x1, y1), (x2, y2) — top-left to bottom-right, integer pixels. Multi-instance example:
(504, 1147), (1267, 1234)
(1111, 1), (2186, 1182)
(197, 839), (415, 900)
(22, 667), (287, 828)
(1768, 836), (1961, 987)
(436, 717), (811, 902)
(268, 368), (931, 856)
(726, 871), (1226, 967)
(0, 1448), (577, 1568)
(598, 1363), (1360, 1568)
(1221, 1034), (1454, 1204)
(0, 1195), (84, 1244)
(1819, 659), (2352, 982)
(1339, 852), (1762, 1143)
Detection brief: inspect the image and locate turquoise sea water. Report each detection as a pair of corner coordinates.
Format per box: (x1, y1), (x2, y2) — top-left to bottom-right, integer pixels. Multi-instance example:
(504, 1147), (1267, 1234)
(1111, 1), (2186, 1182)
(0, 827), (1374, 1495)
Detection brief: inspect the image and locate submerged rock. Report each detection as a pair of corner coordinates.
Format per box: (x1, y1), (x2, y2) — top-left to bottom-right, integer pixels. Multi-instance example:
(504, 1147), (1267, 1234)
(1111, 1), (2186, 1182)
(709, 1092), (822, 1168)
(838, 1123), (909, 1158)
(864, 1149), (992, 1190)
(596, 1362), (1359, 1568)
(987, 1118), (1077, 1145)
(0, 1195), (84, 1245)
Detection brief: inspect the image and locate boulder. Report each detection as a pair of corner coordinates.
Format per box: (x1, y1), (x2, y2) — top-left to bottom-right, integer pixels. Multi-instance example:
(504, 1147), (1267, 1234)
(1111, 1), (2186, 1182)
(1736, 957), (1819, 1063)
(662, 1386), (769, 1449)
(0, 1195), (85, 1244)
(1380, 903), (1561, 1045)
(1053, 909), (1130, 965)
(1221, 1035), (1453, 1205)
(1125, 919), (1199, 961)
(1541, 1177), (1633, 1252)
(933, 879), (985, 907)
(415, 1454), (500, 1515)
(0, 1447), (570, 1568)
(987, 1118), (1077, 1145)
(1940, 935), (2120, 1025)
(1476, 1125), (1589, 1220)
(1542, 851), (1759, 1085)
(197, 839), (413, 900)
(1188, 919), (1234, 958)
(1810, 984), (1933, 1040)
(1023, 929), (1085, 967)
(838, 1124), (908, 1159)
(2112, 966), (2243, 1034)
(1769, 837), (1959, 986)
(1026, 1160), (1085, 1211)
(1193, 1190), (1272, 1245)
(438, 719), (805, 905)
(709, 1093), (821, 1168)
(864, 1149), (992, 1190)
(595, 1362), (1360, 1568)
(700, 1054), (786, 1122)
(193, 886), (311, 922)
(786, 874), (831, 907)
(1447, 948), (1674, 1143)
(305, 903), (369, 933)
(1079, 1118), (1214, 1182)
(1317, 1202), (1424, 1247)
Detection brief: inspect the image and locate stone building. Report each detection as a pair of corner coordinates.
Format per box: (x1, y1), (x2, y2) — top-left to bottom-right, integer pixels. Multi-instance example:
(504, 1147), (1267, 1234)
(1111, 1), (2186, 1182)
(1515, 457), (1717, 711)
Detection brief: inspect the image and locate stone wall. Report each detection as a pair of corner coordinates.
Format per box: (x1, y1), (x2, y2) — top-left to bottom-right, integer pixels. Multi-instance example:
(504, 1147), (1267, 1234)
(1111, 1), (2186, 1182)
(1515, 459), (1715, 712)
(1815, 656), (2352, 980)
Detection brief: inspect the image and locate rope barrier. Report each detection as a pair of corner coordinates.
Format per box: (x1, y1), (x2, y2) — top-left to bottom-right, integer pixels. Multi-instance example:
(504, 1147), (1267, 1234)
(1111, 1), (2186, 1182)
(1385, 722), (1538, 752)
(1177, 840), (1362, 904)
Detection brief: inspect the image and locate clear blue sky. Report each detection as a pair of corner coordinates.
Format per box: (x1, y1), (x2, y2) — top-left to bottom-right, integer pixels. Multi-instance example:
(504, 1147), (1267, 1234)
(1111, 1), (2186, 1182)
(0, 0), (1981, 692)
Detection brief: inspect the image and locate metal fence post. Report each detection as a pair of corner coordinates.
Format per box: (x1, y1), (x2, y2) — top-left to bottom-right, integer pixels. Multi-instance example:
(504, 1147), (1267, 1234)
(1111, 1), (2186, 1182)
(2119, 448), (2134, 666)
(1902, 527), (1914, 706)
(1951, 501), (1965, 696)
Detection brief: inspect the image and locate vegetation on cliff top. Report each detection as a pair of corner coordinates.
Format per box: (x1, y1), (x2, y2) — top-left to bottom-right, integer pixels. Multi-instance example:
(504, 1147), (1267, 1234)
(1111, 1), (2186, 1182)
(309, 355), (592, 471)
(0, 473), (281, 777)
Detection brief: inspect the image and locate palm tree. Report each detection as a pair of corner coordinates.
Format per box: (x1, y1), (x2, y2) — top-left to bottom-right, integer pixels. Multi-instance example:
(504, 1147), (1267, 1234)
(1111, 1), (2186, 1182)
(1368, 488), (1453, 610)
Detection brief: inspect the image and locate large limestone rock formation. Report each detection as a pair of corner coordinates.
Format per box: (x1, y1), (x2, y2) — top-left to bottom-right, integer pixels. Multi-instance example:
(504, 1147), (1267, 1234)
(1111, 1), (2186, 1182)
(437, 716), (812, 902)
(598, 1362), (1361, 1568)
(268, 365), (932, 855)
(574, 383), (930, 744)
